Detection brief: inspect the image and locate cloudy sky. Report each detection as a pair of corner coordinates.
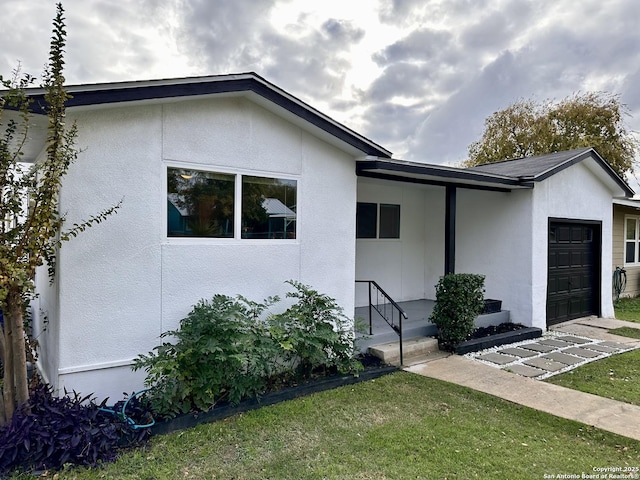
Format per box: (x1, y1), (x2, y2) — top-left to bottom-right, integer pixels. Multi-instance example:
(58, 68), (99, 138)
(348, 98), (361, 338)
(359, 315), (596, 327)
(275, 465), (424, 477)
(2, 0), (640, 168)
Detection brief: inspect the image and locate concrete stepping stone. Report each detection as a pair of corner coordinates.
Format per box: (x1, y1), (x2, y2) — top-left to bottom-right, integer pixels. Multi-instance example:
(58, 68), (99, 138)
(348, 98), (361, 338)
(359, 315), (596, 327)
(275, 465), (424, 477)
(519, 343), (556, 353)
(542, 352), (584, 366)
(498, 347), (538, 358)
(557, 335), (592, 344)
(476, 353), (518, 365)
(581, 344), (619, 353)
(563, 347), (602, 359)
(504, 364), (545, 378)
(538, 338), (574, 347)
(523, 357), (567, 372)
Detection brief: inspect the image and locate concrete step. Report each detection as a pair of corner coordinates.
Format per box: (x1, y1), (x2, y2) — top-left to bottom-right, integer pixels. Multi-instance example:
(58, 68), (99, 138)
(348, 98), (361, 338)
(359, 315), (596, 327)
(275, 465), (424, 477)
(402, 350), (451, 367)
(355, 310), (511, 353)
(368, 336), (439, 366)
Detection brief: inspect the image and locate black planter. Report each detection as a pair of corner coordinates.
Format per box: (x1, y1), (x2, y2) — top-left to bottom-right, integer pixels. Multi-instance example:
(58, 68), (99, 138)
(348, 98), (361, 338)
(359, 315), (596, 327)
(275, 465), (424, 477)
(482, 299), (502, 314)
(150, 364), (398, 436)
(454, 327), (543, 355)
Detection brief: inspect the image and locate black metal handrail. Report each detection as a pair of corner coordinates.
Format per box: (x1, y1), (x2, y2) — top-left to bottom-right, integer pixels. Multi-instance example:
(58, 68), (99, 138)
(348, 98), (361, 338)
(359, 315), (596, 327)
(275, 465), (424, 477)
(356, 280), (408, 365)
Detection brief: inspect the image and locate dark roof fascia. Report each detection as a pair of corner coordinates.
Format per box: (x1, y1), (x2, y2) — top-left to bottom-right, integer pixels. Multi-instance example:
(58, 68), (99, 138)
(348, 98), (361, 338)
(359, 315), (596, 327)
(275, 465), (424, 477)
(357, 170), (515, 192)
(531, 148), (635, 197)
(356, 159), (532, 191)
(13, 73), (392, 159)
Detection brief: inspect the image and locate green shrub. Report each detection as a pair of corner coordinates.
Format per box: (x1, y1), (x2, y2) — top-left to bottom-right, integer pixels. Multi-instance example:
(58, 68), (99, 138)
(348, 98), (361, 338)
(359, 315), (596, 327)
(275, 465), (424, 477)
(132, 294), (280, 418)
(430, 273), (485, 351)
(270, 281), (362, 378)
(133, 282), (362, 419)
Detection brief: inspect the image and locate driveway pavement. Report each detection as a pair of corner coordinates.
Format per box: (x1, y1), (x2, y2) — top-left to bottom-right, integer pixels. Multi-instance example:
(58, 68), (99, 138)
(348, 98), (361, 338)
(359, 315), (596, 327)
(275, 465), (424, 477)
(405, 318), (640, 441)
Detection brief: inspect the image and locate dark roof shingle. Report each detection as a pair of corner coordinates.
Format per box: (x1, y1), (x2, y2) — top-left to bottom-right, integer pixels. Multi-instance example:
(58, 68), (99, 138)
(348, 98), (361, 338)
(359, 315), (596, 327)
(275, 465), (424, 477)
(469, 147), (593, 178)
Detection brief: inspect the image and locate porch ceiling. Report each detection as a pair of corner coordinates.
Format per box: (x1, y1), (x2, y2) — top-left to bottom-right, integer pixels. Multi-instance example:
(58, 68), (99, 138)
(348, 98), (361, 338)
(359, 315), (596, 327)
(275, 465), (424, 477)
(356, 158), (535, 192)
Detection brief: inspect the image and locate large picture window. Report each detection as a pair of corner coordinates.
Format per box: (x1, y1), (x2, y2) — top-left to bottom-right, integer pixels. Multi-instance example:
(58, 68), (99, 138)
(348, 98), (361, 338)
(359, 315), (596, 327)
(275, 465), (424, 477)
(356, 202), (400, 239)
(625, 216), (640, 264)
(167, 167), (297, 239)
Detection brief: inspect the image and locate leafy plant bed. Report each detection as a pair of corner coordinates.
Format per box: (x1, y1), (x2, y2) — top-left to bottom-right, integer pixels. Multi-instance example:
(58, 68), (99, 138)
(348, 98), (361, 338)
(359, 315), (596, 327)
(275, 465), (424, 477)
(454, 323), (543, 354)
(151, 354), (397, 436)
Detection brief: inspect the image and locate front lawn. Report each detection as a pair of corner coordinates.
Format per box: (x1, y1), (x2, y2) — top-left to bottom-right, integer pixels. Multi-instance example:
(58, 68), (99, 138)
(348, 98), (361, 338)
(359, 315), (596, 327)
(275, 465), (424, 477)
(614, 296), (640, 323)
(39, 372), (639, 479)
(546, 349), (640, 406)
(609, 326), (640, 339)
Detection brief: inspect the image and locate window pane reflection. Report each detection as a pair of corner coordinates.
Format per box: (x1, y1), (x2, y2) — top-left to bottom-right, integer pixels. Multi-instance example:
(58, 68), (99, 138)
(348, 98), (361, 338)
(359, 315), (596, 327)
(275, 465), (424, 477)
(242, 176), (297, 239)
(167, 168), (234, 237)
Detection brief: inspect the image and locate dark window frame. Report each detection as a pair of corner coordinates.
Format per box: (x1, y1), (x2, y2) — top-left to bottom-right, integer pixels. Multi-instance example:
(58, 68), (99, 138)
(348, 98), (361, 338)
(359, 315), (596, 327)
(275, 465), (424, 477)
(356, 202), (400, 239)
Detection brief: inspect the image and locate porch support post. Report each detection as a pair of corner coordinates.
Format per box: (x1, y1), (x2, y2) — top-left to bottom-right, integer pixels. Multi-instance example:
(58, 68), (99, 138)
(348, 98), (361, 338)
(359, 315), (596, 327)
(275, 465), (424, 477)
(445, 185), (456, 275)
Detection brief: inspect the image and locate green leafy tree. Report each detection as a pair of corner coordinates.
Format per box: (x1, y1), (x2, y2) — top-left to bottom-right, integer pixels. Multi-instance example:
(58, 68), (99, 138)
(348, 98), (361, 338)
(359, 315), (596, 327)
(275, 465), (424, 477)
(465, 92), (638, 178)
(0, 3), (119, 424)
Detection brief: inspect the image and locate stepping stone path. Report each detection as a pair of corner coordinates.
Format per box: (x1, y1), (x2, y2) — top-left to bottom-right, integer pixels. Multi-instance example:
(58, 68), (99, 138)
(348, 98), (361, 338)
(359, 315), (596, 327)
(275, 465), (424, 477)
(465, 334), (636, 380)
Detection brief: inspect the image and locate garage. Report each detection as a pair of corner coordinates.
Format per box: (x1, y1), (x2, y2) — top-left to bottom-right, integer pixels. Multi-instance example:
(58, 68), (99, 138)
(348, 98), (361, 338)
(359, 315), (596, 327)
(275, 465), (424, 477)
(547, 220), (601, 326)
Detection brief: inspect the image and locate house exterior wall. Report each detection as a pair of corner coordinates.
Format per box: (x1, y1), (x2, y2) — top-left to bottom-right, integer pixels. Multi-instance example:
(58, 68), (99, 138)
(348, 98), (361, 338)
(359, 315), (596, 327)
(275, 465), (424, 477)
(355, 179), (445, 306)
(355, 157), (618, 331)
(456, 188), (534, 326)
(42, 96), (358, 400)
(613, 203), (640, 297)
(356, 180), (536, 326)
(531, 161), (615, 326)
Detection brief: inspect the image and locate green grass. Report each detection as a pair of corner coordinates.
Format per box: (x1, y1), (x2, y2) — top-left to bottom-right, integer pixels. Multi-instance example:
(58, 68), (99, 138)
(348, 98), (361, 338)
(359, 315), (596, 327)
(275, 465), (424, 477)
(29, 372), (640, 480)
(546, 349), (640, 406)
(609, 326), (640, 339)
(614, 296), (640, 323)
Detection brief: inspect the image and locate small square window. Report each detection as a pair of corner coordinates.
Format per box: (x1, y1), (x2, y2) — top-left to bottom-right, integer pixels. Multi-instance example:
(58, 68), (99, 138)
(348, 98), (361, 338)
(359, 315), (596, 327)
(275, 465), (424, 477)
(379, 204), (400, 239)
(356, 203), (377, 238)
(356, 202), (401, 239)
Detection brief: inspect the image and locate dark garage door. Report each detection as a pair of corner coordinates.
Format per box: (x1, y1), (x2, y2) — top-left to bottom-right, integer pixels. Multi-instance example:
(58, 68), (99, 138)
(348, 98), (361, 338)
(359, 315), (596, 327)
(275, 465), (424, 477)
(547, 221), (600, 326)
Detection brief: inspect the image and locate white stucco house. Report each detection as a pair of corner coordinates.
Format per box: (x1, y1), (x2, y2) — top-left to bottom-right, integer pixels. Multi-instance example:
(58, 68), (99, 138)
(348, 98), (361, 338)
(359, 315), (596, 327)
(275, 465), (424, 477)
(14, 73), (633, 400)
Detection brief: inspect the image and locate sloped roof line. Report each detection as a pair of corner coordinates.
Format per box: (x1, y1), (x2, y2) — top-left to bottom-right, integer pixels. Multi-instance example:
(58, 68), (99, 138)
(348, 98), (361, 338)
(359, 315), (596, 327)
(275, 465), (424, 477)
(469, 147), (634, 197)
(469, 147), (592, 178)
(11, 72), (392, 159)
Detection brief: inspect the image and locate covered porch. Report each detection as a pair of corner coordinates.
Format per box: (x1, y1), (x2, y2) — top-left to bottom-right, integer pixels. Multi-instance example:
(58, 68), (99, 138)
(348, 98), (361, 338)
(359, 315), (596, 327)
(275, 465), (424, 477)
(354, 298), (510, 353)
(354, 159), (531, 361)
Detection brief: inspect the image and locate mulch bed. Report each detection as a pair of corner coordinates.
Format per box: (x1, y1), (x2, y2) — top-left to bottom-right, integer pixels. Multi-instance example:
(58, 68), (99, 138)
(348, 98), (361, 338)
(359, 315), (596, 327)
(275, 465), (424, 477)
(469, 322), (528, 339)
(454, 323), (543, 355)
(150, 354), (396, 436)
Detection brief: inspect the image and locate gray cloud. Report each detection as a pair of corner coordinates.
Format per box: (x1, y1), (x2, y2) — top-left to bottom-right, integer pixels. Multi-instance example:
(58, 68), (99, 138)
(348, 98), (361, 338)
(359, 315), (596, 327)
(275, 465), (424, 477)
(377, 0), (426, 26)
(173, 1), (365, 101)
(0, 2), (55, 80)
(3, 0), (640, 170)
(372, 28), (455, 67)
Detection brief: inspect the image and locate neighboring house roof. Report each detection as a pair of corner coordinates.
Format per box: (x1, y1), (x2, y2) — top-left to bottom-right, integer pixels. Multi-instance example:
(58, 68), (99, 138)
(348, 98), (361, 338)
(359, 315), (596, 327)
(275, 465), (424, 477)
(167, 194), (189, 216)
(359, 147), (634, 196)
(9, 72), (391, 161)
(262, 198), (296, 219)
(613, 198), (640, 209)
